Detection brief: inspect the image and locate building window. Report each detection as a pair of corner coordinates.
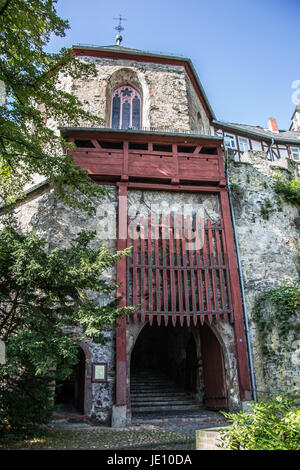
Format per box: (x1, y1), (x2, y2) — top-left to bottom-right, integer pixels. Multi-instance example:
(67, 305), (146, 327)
(196, 112), (203, 132)
(290, 147), (300, 161)
(111, 85), (141, 130)
(224, 133), (236, 149)
(238, 136), (249, 152)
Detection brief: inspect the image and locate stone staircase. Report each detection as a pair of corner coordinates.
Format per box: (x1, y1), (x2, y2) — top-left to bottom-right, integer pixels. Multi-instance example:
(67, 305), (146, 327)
(130, 369), (201, 413)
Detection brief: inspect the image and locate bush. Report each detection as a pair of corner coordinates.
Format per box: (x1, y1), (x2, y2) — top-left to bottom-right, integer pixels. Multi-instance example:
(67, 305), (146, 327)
(219, 395), (300, 450)
(274, 176), (300, 206)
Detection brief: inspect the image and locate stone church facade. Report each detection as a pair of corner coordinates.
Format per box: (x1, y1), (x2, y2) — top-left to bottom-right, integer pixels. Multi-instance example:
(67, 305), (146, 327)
(13, 45), (300, 426)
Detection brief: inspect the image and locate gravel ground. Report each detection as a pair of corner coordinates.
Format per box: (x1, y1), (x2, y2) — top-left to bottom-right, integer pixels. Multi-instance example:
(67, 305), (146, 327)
(0, 410), (227, 450)
(0, 425), (193, 450)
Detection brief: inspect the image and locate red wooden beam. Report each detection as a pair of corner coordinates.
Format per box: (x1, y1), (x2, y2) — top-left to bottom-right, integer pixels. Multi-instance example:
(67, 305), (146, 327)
(116, 183), (128, 406)
(219, 189), (252, 401)
(121, 140), (129, 181)
(125, 182), (222, 193)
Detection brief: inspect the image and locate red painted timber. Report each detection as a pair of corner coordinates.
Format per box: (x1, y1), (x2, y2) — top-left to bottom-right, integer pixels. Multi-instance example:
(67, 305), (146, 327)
(220, 189), (252, 401)
(68, 130), (251, 402)
(125, 182), (222, 192)
(200, 323), (228, 410)
(116, 183), (128, 406)
(154, 214), (161, 318)
(175, 214), (184, 325)
(68, 131), (224, 186)
(140, 216), (146, 323)
(74, 151), (222, 183)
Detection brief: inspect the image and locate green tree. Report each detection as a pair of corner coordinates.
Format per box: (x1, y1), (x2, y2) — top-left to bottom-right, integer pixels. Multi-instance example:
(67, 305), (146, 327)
(0, 222), (132, 432)
(0, 0), (106, 213)
(0, 0), (132, 436)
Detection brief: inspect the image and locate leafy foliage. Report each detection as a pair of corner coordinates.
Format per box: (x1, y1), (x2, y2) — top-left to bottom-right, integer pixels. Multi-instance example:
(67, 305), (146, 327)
(219, 395), (300, 450)
(274, 175), (300, 206)
(0, 223), (133, 432)
(0, 0), (106, 212)
(253, 282), (300, 355)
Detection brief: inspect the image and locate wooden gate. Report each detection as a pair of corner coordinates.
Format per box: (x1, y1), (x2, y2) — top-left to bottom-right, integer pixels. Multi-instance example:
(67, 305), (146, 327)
(127, 213), (233, 326)
(200, 323), (228, 409)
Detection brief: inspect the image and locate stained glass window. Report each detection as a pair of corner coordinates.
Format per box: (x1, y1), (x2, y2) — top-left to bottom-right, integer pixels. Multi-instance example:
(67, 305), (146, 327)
(110, 86), (141, 129)
(111, 95), (121, 129)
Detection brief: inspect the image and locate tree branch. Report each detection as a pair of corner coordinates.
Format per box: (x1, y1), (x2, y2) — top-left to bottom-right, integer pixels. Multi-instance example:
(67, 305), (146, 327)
(0, 0), (12, 17)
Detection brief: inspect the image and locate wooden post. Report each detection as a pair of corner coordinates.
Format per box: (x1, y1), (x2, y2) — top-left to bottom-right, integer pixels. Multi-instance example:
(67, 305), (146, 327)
(116, 183), (128, 405)
(121, 140), (129, 181)
(220, 189), (252, 401)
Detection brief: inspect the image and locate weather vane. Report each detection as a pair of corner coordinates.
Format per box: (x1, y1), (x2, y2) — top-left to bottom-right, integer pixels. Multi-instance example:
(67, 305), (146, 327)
(113, 14), (127, 46)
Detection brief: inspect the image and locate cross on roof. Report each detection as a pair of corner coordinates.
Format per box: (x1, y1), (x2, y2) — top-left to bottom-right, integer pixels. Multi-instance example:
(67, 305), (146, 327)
(113, 15), (127, 45)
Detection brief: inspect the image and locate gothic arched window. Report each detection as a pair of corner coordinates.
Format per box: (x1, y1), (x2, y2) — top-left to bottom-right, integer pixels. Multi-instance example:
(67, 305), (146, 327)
(111, 86), (141, 130)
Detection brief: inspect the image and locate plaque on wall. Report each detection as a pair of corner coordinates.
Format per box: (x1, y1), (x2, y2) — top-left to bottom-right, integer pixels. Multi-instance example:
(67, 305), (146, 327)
(91, 362), (108, 383)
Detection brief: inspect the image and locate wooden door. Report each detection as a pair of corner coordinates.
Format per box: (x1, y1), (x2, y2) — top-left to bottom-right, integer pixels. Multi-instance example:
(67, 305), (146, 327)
(200, 324), (228, 410)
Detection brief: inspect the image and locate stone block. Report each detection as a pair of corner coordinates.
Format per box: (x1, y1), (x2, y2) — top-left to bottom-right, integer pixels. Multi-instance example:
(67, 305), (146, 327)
(196, 427), (227, 450)
(111, 405), (127, 428)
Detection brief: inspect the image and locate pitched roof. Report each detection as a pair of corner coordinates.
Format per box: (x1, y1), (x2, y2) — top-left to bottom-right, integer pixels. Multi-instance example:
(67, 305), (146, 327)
(213, 120), (300, 144)
(73, 44), (187, 60)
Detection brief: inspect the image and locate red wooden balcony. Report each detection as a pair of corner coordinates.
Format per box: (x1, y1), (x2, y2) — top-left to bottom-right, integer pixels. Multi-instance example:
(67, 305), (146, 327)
(60, 128), (226, 186)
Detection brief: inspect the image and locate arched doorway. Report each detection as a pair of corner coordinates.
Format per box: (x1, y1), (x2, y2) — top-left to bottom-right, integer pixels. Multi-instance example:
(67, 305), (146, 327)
(129, 321), (228, 412)
(55, 347), (86, 414)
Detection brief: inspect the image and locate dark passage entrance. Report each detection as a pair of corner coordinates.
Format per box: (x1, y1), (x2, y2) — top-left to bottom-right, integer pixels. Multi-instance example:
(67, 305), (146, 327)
(130, 322), (228, 412)
(55, 347), (86, 414)
(130, 322), (201, 412)
(185, 334), (198, 392)
(131, 323), (193, 389)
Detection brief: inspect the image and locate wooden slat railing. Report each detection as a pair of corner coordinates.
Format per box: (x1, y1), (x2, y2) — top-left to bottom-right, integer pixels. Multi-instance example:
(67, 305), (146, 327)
(127, 213), (233, 326)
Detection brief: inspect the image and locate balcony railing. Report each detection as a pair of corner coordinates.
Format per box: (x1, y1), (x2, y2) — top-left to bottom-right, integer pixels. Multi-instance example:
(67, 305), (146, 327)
(67, 131), (226, 186)
(62, 123), (213, 138)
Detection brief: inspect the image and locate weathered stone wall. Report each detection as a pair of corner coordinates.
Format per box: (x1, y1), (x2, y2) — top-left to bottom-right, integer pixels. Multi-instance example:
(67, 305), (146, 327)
(228, 150), (300, 398)
(184, 74), (211, 134)
(54, 56), (210, 133)
(8, 184), (119, 424)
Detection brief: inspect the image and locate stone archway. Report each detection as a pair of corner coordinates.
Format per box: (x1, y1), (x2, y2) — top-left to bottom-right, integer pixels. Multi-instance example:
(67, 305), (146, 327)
(128, 319), (237, 413)
(54, 345), (90, 415)
(105, 67), (150, 128)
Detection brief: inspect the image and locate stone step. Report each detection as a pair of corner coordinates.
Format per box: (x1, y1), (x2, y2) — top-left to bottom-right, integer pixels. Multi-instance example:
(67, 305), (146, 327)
(130, 386), (180, 393)
(130, 369), (199, 413)
(131, 380), (178, 384)
(131, 392), (190, 398)
(131, 388), (191, 396)
(131, 387), (183, 393)
(131, 379), (180, 385)
(131, 404), (201, 412)
(131, 397), (195, 404)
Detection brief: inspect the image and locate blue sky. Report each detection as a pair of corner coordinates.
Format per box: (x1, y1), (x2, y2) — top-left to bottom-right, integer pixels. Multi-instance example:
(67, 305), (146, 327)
(48, 0), (300, 130)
